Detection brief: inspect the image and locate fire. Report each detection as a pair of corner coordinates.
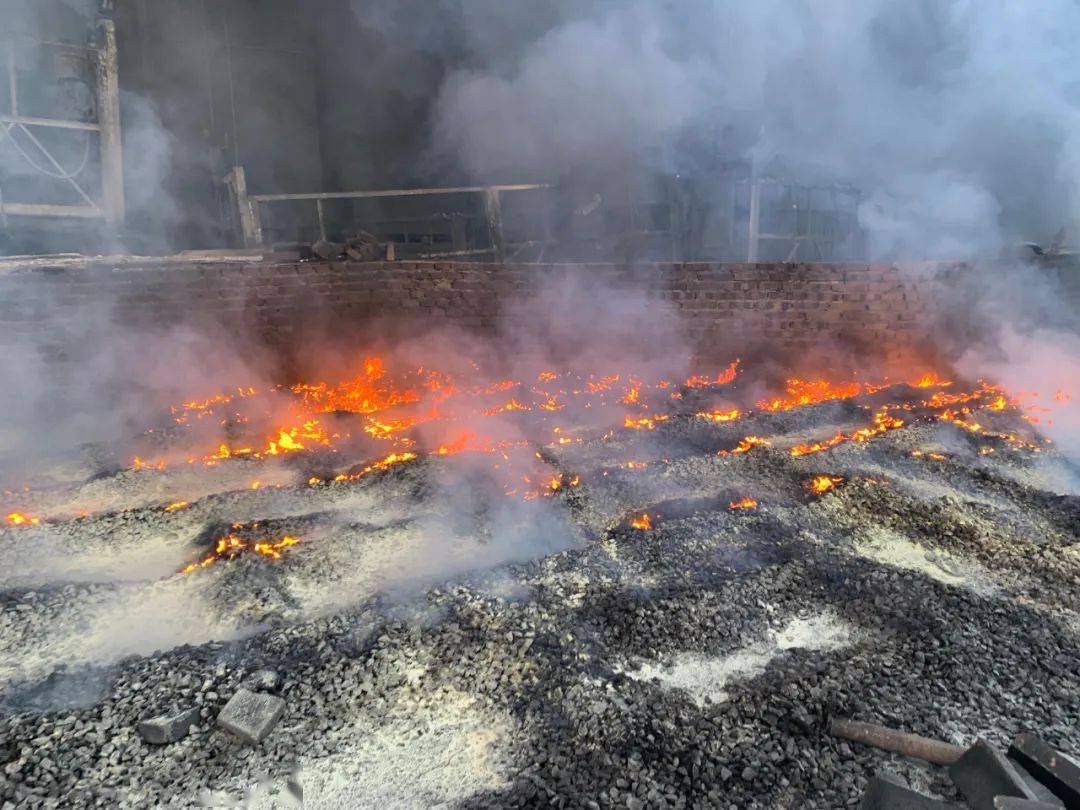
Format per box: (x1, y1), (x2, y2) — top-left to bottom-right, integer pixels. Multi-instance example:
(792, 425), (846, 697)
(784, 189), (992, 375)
(912, 372), (951, 388)
(163, 501), (189, 512)
(334, 451), (418, 482)
(624, 414), (670, 431)
(721, 435), (772, 455)
(181, 532), (302, 574)
(808, 475), (844, 495)
(685, 359), (740, 389)
(630, 512), (654, 530)
(789, 409), (904, 457)
(696, 408), (741, 423)
(758, 378), (862, 412)
(729, 497), (758, 510)
(6, 512), (40, 526)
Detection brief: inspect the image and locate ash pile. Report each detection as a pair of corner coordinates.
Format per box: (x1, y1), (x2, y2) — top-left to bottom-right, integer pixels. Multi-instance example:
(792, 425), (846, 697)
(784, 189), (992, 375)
(1, 360), (1079, 809)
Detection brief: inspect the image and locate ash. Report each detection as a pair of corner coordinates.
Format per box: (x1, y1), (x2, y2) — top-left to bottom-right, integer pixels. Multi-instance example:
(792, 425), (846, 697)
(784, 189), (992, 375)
(2, 383), (1079, 809)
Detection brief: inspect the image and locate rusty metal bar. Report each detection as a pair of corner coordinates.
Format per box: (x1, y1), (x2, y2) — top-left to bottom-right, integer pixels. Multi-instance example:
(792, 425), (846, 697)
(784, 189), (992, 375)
(829, 718), (966, 766)
(95, 19), (124, 227)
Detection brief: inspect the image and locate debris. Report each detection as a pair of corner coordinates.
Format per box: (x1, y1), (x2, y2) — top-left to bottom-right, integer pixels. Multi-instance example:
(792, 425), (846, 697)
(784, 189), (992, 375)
(137, 708), (200, 745)
(993, 799), (1067, 809)
(829, 717), (965, 765)
(950, 740), (1045, 809)
(245, 669), (282, 693)
(858, 770), (962, 809)
(217, 688), (286, 744)
(1009, 733), (1080, 808)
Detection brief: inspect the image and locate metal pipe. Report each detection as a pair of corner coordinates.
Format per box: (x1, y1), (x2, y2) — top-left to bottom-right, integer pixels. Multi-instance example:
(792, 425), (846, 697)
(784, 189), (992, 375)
(829, 718), (965, 766)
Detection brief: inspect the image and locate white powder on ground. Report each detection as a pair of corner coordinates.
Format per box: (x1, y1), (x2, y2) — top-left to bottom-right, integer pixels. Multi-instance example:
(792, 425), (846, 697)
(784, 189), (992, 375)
(626, 610), (853, 704)
(242, 691), (509, 809)
(853, 528), (968, 586)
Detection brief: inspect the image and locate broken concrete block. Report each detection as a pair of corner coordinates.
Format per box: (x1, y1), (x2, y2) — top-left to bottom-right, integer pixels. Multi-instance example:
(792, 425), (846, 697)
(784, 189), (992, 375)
(859, 770), (963, 809)
(137, 708), (200, 745)
(950, 740), (1043, 810)
(1009, 733), (1080, 808)
(217, 688), (285, 744)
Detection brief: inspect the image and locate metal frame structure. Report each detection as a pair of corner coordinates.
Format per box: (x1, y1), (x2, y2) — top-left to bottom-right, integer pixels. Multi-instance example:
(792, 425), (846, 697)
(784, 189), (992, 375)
(0, 20), (124, 227)
(226, 166), (548, 261)
(745, 175), (862, 263)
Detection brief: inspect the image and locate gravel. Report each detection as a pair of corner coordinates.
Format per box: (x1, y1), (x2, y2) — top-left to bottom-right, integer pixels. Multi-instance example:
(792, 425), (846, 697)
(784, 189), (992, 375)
(1, 395), (1078, 808)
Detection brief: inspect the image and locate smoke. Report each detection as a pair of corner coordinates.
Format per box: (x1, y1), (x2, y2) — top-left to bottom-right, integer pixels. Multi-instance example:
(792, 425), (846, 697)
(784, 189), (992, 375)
(430, 0), (1080, 257)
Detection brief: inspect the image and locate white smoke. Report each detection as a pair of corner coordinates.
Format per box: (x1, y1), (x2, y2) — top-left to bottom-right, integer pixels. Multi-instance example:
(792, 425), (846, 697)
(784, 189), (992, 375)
(430, 0), (1080, 257)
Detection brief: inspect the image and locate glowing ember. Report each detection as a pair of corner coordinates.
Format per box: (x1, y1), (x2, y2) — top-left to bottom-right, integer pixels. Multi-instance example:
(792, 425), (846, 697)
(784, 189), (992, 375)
(696, 408), (741, 423)
(720, 435), (772, 456)
(6, 512), (40, 526)
(758, 378), (862, 412)
(335, 451), (418, 482)
(729, 497), (758, 510)
(685, 359), (740, 388)
(181, 532), (302, 574)
(630, 513), (654, 530)
(790, 409), (905, 457)
(808, 475), (844, 495)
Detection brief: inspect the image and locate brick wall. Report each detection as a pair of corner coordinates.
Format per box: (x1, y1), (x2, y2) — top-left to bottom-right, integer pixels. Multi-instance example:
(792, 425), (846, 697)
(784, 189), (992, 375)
(0, 260), (958, 383)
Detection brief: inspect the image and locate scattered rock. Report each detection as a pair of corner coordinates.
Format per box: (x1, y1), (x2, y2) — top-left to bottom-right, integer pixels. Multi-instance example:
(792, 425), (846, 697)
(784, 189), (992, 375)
(137, 708), (200, 745)
(217, 689), (286, 745)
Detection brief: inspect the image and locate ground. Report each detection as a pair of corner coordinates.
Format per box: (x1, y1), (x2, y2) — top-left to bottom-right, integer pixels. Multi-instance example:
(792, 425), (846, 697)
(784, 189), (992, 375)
(1, 374), (1078, 808)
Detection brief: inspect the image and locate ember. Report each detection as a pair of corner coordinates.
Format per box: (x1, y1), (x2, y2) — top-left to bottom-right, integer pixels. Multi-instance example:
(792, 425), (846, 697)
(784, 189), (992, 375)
(808, 475), (844, 495)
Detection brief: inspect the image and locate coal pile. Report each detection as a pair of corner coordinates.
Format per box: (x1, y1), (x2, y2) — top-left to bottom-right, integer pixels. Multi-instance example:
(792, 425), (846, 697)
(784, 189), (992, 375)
(1, 367), (1079, 808)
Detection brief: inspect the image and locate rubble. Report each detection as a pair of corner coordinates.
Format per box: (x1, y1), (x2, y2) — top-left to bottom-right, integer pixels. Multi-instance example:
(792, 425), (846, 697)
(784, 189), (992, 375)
(137, 708), (200, 745)
(217, 689), (286, 745)
(0, 369), (1077, 807)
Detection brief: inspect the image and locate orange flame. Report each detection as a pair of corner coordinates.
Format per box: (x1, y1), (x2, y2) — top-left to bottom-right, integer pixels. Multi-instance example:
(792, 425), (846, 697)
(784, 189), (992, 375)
(808, 475), (844, 495)
(6, 512), (40, 526)
(729, 497), (758, 510)
(630, 512), (654, 530)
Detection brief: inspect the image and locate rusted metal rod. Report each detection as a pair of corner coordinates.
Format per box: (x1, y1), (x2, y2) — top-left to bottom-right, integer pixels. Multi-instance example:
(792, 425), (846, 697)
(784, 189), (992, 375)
(829, 717), (966, 766)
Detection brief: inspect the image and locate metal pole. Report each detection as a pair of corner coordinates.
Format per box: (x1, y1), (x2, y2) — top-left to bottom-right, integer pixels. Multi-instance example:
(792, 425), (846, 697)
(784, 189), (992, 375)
(226, 165), (262, 247)
(95, 19), (125, 227)
(483, 187), (504, 262)
(747, 174), (761, 262)
(7, 38), (18, 117)
(315, 199), (327, 242)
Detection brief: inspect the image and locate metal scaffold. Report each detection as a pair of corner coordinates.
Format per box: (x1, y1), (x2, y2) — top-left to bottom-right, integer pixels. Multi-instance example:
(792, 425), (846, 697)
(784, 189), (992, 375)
(0, 17), (124, 231)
